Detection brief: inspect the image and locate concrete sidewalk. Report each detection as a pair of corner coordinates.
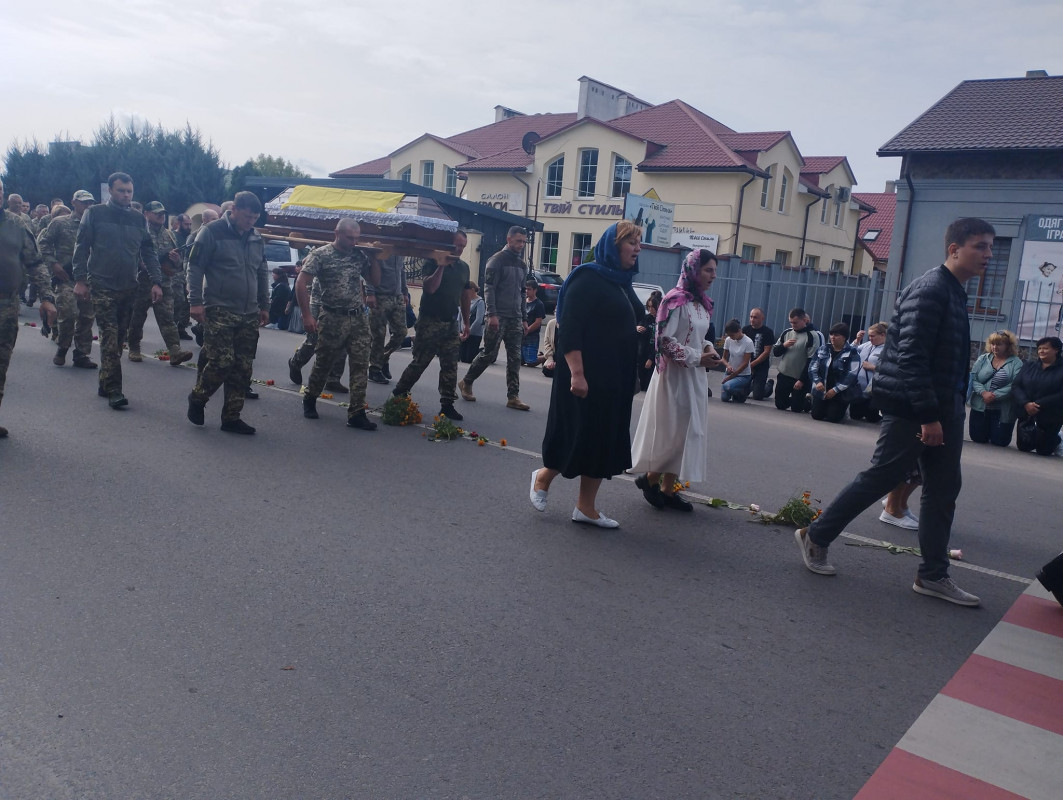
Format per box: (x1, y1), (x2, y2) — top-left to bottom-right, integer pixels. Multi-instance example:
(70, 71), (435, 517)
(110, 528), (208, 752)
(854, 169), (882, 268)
(856, 580), (1063, 800)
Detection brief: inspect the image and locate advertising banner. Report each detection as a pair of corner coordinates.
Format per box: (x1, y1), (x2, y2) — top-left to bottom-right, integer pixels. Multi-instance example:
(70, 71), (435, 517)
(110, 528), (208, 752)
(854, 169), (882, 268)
(623, 194), (675, 247)
(1017, 215), (1063, 340)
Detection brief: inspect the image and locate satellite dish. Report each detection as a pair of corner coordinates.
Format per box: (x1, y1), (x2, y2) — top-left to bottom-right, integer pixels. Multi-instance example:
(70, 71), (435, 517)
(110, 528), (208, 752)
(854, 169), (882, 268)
(521, 132), (540, 154)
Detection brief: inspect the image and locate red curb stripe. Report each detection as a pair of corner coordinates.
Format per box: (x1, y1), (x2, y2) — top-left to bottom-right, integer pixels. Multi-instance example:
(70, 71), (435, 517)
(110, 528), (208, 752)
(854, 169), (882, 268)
(855, 747), (1026, 800)
(1002, 593), (1063, 638)
(939, 654), (1063, 736)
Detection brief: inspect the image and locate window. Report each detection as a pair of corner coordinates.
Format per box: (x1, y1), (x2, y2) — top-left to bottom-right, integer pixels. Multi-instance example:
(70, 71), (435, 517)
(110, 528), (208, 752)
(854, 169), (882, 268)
(571, 233), (592, 267)
(820, 189), (831, 224)
(774, 250), (790, 266)
(833, 198), (843, 227)
(398, 166), (411, 183)
(741, 244), (759, 261)
(421, 160), (434, 188)
(611, 154), (631, 197)
(540, 232), (559, 271)
(444, 167), (458, 196)
(966, 238), (1011, 315)
(777, 170), (790, 213)
(760, 171), (772, 209)
(862, 229), (880, 241)
(545, 156), (564, 197)
(830, 259), (845, 272)
(578, 149), (598, 198)
(804, 255), (819, 269)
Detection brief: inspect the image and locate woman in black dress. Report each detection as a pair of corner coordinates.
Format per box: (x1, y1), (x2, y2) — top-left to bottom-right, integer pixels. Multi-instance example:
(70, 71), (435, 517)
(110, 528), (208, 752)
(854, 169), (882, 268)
(529, 221), (643, 528)
(1012, 336), (1063, 455)
(636, 290), (662, 392)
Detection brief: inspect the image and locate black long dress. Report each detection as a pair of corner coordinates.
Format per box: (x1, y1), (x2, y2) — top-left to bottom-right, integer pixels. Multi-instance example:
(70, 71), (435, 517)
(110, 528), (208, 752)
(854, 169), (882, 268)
(541, 269), (639, 479)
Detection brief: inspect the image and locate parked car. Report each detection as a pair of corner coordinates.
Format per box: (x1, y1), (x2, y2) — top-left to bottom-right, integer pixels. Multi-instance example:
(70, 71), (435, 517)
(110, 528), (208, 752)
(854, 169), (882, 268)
(632, 282), (665, 308)
(529, 270), (563, 314)
(264, 241), (301, 278)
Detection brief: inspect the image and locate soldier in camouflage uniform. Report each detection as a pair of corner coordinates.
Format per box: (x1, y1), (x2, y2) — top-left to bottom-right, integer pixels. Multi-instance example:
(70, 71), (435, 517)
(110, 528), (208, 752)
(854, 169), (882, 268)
(295, 218), (380, 430)
(459, 226), (531, 411)
(392, 230), (471, 420)
(72, 172), (164, 409)
(0, 178), (58, 436)
(172, 213), (193, 340)
(366, 253), (408, 384)
(37, 189), (98, 368)
(287, 273), (346, 388)
(186, 192), (270, 434)
(126, 201), (193, 366)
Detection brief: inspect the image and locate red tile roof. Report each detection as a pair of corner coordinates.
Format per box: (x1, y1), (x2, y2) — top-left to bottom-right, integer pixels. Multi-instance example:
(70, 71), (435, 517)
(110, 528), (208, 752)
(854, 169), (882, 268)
(458, 146), (533, 171)
(331, 157), (391, 178)
(853, 192), (895, 262)
(447, 113), (577, 159)
(879, 75), (1063, 154)
(800, 155), (845, 174)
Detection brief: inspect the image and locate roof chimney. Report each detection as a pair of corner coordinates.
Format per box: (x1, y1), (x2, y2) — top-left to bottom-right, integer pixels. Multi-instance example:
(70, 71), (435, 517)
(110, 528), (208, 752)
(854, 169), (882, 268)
(1026, 70), (1049, 78)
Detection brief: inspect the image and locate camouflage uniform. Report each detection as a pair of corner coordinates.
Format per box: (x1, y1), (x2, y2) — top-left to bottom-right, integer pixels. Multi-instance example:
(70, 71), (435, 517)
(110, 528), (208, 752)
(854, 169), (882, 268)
(38, 213), (95, 361)
(463, 316), (524, 399)
(300, 244), (372, 417)
(290, 277), (344, 381)
(93, 286), (138, 395)
(367, 254), (408, 372)
(186, 212), (269, 423)
(171, 228), (191, 333)
(190, 307), (260, 421)
(394, 257), (469, 404)
(1, 209), (53, 410)
(128, 223), (184, 357)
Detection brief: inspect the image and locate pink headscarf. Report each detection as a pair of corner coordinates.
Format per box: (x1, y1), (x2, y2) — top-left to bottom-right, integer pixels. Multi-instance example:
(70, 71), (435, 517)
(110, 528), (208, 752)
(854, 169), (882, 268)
(654, 249), (715, 370)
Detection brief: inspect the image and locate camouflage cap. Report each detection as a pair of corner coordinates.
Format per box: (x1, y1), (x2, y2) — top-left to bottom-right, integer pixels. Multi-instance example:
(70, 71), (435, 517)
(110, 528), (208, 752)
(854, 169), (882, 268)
(144, 200), (166, 213)
(72, 189), (96, 202)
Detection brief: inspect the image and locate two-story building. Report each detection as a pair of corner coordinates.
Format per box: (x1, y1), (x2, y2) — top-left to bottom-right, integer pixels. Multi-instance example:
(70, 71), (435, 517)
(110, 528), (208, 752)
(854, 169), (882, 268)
(332, 77), (874, 279)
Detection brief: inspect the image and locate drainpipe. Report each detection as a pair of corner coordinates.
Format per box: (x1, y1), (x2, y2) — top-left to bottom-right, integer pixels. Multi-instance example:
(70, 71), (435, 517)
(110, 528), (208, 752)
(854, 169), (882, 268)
(850, 207), (874, 274)
(732, 172), (758, 256)
(896, 157), (916, 292)
(513, 170), (533, 261)
(799, 195), (823, 267)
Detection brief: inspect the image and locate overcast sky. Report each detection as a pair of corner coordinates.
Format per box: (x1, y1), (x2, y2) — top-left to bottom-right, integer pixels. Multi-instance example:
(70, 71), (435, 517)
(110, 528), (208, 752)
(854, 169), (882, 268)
(3, 0), (1061, 198)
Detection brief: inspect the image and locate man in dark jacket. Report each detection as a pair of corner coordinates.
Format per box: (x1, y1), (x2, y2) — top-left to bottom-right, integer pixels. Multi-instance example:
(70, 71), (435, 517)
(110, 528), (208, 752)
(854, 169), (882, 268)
(795, 218), (995, 607)
(185, 192), (269, 434)
(72, 172), (163, 409)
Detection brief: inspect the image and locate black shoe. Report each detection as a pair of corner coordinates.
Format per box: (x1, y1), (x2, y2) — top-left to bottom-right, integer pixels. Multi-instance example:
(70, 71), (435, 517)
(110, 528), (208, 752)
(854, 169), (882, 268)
(245, 388), (259, 400)
(381, 362), (392, 380)
(53, 347), (68, 366)
(178, 328), (193, 341)
(324, 380), (349, 393)
(187, 395), (205, 426)
(220, 418), (256, 435)
(661, 492), (694, 512)
(303, 395), (319, 419)
(40, 321), (51, 337)
(97, 386), (108, 398)
(368, 368), (389, 385)
(346, 410), (377, 431)
(391, 387), (409, 398)
(108, 393), (129, 410)
(288, 357), (302, 385)
(634, 474), (666, 509)
(439, 403), (463, 421)
(707, 387), (713, 398)
(72, 356), (97, 369)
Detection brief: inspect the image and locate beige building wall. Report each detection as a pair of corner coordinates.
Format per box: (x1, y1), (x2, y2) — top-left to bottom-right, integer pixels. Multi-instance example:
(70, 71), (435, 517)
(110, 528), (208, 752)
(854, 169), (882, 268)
(388, 138), (466, 194)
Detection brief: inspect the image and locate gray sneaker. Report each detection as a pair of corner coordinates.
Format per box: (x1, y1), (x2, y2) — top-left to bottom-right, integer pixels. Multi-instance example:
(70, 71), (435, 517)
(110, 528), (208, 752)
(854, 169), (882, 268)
(912, 576), (981, 607)
(795, 527), (836, 575)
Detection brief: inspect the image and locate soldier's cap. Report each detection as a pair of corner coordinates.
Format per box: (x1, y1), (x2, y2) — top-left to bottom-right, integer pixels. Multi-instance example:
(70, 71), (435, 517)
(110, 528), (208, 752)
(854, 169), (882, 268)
(144, 200), (166, 213)
(72, 189), (96, 203)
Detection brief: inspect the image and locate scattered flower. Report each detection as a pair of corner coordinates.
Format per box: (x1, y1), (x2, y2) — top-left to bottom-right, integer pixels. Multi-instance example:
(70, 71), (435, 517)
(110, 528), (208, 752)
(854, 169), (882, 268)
(949, 549), (963, 560)
(499, 438), (507, 447)
(266, 379), (275, 386)
(381, 395), (422, 426)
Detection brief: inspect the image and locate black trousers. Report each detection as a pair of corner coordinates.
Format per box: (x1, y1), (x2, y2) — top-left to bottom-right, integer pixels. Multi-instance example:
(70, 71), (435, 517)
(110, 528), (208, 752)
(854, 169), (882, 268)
(808, 397), (966, 581)
(774, 373), (808, 412)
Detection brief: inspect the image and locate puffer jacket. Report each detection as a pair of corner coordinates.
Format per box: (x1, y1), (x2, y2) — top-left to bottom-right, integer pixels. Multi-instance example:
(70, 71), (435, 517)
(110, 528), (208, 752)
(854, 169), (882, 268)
(482, 247), (527, 320)
(873, 265), (971, 423)
(186, 213), (269, 314)
(71, 201), (161, 291)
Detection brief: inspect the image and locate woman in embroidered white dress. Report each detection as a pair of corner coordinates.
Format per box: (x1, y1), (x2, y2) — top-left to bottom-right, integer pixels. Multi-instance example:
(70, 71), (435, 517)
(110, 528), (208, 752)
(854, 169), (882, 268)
(630, 249), (721, 511)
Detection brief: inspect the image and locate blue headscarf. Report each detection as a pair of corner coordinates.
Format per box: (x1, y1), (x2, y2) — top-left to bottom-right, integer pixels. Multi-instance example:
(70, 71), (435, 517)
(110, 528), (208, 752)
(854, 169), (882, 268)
(554, 223), (640, 319)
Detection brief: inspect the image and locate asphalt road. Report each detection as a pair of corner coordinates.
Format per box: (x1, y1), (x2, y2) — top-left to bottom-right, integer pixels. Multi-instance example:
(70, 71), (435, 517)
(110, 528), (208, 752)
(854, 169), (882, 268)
(1, 305), (1059, 799)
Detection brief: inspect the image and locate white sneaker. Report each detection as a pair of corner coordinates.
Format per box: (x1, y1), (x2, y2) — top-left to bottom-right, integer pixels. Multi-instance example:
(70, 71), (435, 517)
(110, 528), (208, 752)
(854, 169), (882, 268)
(879, 509), (918, 530)
(571, 508), (620, 528)
(529, 469), (548, 512)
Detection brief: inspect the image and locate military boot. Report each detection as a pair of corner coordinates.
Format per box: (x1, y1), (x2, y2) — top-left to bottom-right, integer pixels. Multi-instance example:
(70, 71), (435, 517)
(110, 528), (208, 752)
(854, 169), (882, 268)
(53, 347), (68, 366)
(303, 395), (319, 419)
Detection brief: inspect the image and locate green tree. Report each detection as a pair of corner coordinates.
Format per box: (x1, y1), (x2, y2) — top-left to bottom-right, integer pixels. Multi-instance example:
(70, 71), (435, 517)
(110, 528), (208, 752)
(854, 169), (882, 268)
(227, 153), (310, 197)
